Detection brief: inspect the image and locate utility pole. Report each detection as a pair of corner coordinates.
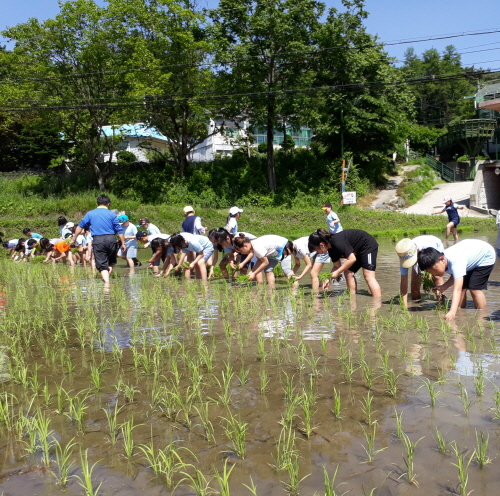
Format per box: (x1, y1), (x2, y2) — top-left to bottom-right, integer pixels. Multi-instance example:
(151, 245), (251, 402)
(341, 107), (346, 193)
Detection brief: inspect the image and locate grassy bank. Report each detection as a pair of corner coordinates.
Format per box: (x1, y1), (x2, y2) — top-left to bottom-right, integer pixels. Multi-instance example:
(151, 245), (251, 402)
(0, 193), (495, 241)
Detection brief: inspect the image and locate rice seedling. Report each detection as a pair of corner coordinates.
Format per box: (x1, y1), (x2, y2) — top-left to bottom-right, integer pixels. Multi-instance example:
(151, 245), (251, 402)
(360, 424), (386, 463)
(272, 423), (298, 471)
(34, 409), (54, 466)
(139, 437), (192, 487)
(52, 438), (77, 488)
(220, 412), (248, 459)
(238, 364), (250, 386)
(434, 427), (448, 455)
(400, 432), (424, 486)
(323, 465), (346, 496)
(102, 402), (124, 445)
(474, 430), (491, 468)
(116, 380), (140, 403)
(282, 453), (310, 496)
(65, 390), (89, 432)
(418, 378), (442, 407)
(90, 363), (108, 392)
(260, 368), (270, 392)
(243, 476), (258, 496)
(300, 388), (318, 438)
(474, 364), (485, 396)
(340, 351), (357, 383)
(457, 382), (471, 416)
(121, 418), (142, 459)
(180, 468), (213, 496)
(213, 368), (234, 407)
(450, 442), (475, 496)
(360, 359), (376, 389)
(213, 459), (235, 496)
(193, 403), (216, 445)
(279, 395), (301, 426)
(360, 392), (377, 427)
(394, 408), (403, 440)
(74, 449), (103, 496)
(331, 387), (343, 420)
(282, 372), (296, 402)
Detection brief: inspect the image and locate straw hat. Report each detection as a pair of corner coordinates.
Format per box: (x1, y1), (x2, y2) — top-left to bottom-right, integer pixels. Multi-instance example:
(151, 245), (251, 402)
(183, 206), (194, 214)
(395, 238), (418, 268)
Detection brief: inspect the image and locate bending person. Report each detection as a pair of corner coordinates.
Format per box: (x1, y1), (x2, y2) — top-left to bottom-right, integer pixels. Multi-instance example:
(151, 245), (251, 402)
(308, 229), (381, 297)
(395, 235), (445, 307)
(169, 232), (214, 281)
(233, 234), (294, 284)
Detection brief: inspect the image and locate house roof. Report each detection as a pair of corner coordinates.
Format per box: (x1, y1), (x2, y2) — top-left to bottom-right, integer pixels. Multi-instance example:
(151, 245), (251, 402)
(101, 124), (168, 142)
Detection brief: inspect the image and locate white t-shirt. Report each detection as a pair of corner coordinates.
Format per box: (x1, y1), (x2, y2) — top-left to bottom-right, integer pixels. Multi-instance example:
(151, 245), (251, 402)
(292, 236), (315, 260)
(75, 234), (86, 246)
(445, 239), (495, 279)
(123, 223), (138, 248)
(225, 217), (238, 235)
(251, 235), (288, 260)
(148, 233), (170, 243)
(326, 211), (343, 234)
(400, 235), (445, 275)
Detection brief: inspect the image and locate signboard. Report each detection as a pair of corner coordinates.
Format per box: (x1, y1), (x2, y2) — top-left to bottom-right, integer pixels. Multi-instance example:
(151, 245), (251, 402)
(342, 191), (356, 204)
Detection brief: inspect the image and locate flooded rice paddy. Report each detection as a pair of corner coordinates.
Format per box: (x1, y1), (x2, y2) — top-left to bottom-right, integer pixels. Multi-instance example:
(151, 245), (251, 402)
(1, 233), (500, 495)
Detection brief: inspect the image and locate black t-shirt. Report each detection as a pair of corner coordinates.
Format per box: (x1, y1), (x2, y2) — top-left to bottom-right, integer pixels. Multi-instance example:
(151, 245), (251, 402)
(327, 229), (378, 263)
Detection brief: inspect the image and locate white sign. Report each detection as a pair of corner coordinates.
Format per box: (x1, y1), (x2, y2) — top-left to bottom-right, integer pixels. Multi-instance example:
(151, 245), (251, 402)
(342, 191), (356, 204)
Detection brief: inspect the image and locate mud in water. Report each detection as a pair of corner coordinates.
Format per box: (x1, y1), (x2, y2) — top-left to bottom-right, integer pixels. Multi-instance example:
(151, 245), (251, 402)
(0, 232), (500, 495)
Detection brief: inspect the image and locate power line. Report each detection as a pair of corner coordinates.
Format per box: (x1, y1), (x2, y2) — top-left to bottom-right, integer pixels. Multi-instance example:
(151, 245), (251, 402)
(1, 68), (498, 113)
(1, 27), (500, 86)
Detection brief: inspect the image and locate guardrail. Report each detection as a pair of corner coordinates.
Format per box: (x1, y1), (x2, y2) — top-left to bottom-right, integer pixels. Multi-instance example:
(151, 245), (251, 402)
(425, 155), (456, 182)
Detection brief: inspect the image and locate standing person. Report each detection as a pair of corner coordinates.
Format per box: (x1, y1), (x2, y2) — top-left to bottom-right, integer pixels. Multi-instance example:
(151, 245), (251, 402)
(233, 234), (294, 285)
(322, 202), (343, 234)
(71, 195), (125, 283)
(138, 218), (161, 248)
(169, 232), (214, 281)
(432, 196), (467, 243)
(308, 229), (381, 297)
(417, 239), (496, 321)
(225, 206), (243, 235)
(395, 235), (445, 307)
(181, 206), (207, 235)
(116, 215), (139, 268)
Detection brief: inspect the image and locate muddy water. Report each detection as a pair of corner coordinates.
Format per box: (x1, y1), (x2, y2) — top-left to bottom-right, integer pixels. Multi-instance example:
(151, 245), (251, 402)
(0, 232), (500, 495)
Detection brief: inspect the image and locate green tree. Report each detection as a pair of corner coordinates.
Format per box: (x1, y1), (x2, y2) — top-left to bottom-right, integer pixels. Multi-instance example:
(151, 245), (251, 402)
(210, 0), (324, 192)
(106, 0), (218, 177)
(2, 0), (132, 189)
(402, 45), (476, 127)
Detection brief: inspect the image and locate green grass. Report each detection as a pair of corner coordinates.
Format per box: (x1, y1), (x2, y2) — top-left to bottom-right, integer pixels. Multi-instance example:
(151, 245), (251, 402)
(397, 165), (442, 207)
(0, 174), (495, 240)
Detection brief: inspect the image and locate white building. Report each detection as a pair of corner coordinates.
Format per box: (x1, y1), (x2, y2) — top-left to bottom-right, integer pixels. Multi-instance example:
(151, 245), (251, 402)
(100, 124), (170, 163)
(191, 118), (313, 162)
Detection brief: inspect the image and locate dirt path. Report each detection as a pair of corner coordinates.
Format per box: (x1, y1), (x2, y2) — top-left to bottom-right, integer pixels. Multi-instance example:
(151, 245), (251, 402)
(370, 165), (418, 209)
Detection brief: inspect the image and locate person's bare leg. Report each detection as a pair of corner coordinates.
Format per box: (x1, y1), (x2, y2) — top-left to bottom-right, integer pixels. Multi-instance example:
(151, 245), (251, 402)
(452, 226), (459, 242)
(255, 272), (263, 283)
(344, 270), (357, 294)
(432, 275), (445, 301)
(265, 271), (275, 287)
(184, 267), (191, 280)
(101, 269), (110, 283)
(363, 269), (381, 297)
(410, 270), (422, 300)
(445, 222), (453, 241)
(470, 289), (487, 309)
(459, 288), (467, 308)
(220, 257), (230, 279)
(126, 257), (134, 268)
(310, 262), (323, 292)
(198, 260), (208, 281)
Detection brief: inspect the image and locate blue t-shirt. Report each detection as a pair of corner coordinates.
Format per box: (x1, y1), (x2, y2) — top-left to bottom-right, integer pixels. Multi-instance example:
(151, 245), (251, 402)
(445, 203), (460, 224)
(180, 232), (213, 253)
(78, 207), (124, 236)
(31, 233), (43, 239)
(326, 211), (343, 234)
(445, 239), (495, 279)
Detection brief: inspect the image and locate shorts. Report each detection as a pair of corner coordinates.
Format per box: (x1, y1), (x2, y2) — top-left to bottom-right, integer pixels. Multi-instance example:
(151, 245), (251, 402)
(118, 245), (137, 258)
(348, 248), (378, 274)
(223, 246), (233, 254)
(265, 255), (293, 275)
(463, 264), (494, 290)
(202, 245), (214, 261)
(449, 218), (460, 228)
(314, 253), (331, 264)
(92, 235), (119, 272)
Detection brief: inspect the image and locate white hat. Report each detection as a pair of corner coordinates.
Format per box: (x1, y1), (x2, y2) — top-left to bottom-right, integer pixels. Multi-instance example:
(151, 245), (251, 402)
(229, 206), (243, 215)
(443, 196), (452, 203)
(64, 222), (75, 228)
(183, 206), (194, 214)
(395, 238), (418, 269)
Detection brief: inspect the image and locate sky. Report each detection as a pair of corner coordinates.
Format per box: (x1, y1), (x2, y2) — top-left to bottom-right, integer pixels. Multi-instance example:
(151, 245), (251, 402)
(1, 0), (499, 70)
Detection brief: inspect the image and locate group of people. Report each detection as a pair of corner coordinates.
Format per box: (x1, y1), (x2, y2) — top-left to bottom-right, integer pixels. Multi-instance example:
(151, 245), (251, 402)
(2, 194), (498, 321)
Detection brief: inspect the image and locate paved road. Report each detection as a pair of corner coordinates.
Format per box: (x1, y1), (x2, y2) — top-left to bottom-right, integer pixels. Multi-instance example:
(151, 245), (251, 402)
(403, 181), (490, 218)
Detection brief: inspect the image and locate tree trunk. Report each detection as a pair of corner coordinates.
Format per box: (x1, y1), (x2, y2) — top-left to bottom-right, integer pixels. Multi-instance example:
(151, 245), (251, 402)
(267, 96), (277, 192)
(93, 161), (106, 191)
